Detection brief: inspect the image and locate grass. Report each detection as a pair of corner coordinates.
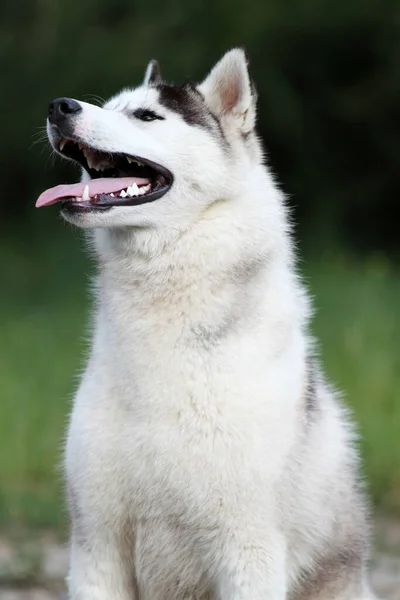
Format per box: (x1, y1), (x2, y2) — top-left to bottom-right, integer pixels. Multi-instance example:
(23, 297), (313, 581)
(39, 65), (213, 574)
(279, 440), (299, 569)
(0, 215), (89, 531)
(305, 252), (400, 511)
(1, 214), (399, 530)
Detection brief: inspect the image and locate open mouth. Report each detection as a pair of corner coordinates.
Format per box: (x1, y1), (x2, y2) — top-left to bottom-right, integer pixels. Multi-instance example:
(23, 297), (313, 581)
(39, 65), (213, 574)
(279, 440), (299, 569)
(36, 137), (173, 211)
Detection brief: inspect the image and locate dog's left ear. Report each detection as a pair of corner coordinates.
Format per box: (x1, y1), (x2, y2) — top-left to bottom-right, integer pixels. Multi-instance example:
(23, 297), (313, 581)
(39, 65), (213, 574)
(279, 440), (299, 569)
(143, 59), (163, 86)
(198, 48), (257, 132)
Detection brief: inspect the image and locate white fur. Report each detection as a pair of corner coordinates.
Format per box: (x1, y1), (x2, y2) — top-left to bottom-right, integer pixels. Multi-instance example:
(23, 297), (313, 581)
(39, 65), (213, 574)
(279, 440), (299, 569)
(51, 49), (377, 599)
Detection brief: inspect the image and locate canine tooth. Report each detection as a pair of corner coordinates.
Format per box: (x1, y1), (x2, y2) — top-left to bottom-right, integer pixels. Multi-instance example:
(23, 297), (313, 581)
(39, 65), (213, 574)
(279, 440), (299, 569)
(82, 185), (90, 201)
(131, 183), (139, 195)
(92, 159), (102, 170)
(59, 139), (67, 151)
(120, 190), (127, 197)
(126, 157), (144, 167)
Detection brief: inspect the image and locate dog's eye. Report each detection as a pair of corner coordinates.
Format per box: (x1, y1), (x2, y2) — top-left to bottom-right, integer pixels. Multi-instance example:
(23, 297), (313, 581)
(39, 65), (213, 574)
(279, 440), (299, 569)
(132, 108), (165, 122)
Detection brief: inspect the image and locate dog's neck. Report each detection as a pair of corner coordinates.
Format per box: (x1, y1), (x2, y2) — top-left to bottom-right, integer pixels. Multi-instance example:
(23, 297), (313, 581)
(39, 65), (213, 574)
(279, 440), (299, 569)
(84, 187), (309, 389)
(87, 186), (304, 340)
(92, 189), (286, 291)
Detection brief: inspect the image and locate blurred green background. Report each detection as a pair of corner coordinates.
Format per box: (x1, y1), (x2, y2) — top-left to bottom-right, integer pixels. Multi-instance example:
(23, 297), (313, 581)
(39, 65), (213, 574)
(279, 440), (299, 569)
(1, 0), (399, 534)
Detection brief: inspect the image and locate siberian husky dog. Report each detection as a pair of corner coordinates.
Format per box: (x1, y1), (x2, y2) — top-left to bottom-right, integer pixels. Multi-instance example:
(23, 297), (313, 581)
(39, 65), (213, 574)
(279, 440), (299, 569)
(37, 49), (377, 600)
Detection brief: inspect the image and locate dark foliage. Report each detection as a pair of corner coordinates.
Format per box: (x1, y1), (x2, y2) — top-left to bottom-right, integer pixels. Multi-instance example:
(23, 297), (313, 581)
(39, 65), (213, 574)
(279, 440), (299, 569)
(2, 0), (399, 255)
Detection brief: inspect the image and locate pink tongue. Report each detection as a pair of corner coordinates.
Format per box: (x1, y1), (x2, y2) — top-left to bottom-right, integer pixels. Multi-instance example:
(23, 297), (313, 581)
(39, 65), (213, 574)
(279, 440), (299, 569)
(36, 177), (150, 208)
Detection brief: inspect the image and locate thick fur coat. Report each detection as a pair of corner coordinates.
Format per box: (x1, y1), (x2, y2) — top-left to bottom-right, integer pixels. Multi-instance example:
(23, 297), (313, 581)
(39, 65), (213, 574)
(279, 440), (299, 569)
(42, 49), (376, 599)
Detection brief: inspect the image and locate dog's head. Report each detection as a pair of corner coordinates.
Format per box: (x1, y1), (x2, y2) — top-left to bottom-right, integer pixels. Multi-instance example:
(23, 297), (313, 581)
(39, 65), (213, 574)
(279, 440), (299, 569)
(37, 48), (261, 231)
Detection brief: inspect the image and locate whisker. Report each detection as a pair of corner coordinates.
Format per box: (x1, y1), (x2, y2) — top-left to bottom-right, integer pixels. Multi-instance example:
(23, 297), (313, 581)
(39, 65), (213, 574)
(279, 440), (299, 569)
(30, 135), (50, 150)
(32, 129), (48, 139)
(83, 94), (106, 107)
(43, 151), (59, 171)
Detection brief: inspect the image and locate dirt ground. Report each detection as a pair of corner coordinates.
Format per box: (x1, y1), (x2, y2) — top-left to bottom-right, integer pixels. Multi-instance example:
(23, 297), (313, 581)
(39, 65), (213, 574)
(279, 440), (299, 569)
(1, 517), (399, 599)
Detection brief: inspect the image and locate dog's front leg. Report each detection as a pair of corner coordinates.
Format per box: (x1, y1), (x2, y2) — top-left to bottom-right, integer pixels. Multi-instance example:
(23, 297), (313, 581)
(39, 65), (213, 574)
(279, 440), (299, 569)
(67, 530), (136, 600)
(214, 530), (287, 600)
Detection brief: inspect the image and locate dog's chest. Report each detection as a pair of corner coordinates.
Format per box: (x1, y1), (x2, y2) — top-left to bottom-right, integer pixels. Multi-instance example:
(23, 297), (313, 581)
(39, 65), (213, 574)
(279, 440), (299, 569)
(68, 291), (302, 527)
(70, 328), (299, 531)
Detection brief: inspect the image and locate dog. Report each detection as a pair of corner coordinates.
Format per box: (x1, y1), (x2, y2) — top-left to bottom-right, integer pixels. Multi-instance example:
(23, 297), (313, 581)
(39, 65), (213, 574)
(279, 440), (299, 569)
(37, 48), (377, 600)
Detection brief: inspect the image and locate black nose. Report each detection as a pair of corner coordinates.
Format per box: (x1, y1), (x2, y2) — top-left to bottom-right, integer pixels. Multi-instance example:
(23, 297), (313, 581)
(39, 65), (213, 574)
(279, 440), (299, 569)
(48, 97), (82, 125)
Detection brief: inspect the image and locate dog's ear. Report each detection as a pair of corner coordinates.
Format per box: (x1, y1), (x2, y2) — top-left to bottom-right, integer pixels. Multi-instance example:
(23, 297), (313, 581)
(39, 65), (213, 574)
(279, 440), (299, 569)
(198, 48), (257, 132)
(143, 60), (163, 86)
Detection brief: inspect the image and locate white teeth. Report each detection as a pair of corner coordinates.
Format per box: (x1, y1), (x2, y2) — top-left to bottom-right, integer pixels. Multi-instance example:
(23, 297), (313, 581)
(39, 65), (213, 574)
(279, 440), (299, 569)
(86, 155), (97, 170)
(82, 185), (90, 201)
(120, 190), (127, 197)
(138, 184), (151, 195)
(59, 139), (67, 151)
(110, 193), (115, 197)
(126, 183), (143, 197)
(75, 196), (82, 202)
(82, 148), (109, 171)
(126, 156), (144, 167)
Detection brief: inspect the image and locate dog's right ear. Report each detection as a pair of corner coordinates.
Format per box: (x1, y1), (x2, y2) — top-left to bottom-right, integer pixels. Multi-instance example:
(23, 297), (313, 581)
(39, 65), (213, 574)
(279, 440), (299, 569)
(143, 60), (163, 86)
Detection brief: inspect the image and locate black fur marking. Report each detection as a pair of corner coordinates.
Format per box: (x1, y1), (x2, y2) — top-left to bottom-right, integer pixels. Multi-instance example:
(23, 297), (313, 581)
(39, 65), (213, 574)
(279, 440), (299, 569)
(295, 546), (365, 599)
(232, 255), (267, 285)
(67, 484), (88, 546)
(241, 130), (252, 142)
(154, 83), (229, 147)
(305, 358), (318, 415)
(191, 315), (238, 348)
(192, 85), (228, 143)
(157, 84), (214, 130)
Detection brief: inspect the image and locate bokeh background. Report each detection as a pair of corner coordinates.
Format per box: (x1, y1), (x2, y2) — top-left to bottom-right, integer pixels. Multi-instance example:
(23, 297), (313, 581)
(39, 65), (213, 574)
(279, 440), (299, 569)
(1, 0), (399, 540)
